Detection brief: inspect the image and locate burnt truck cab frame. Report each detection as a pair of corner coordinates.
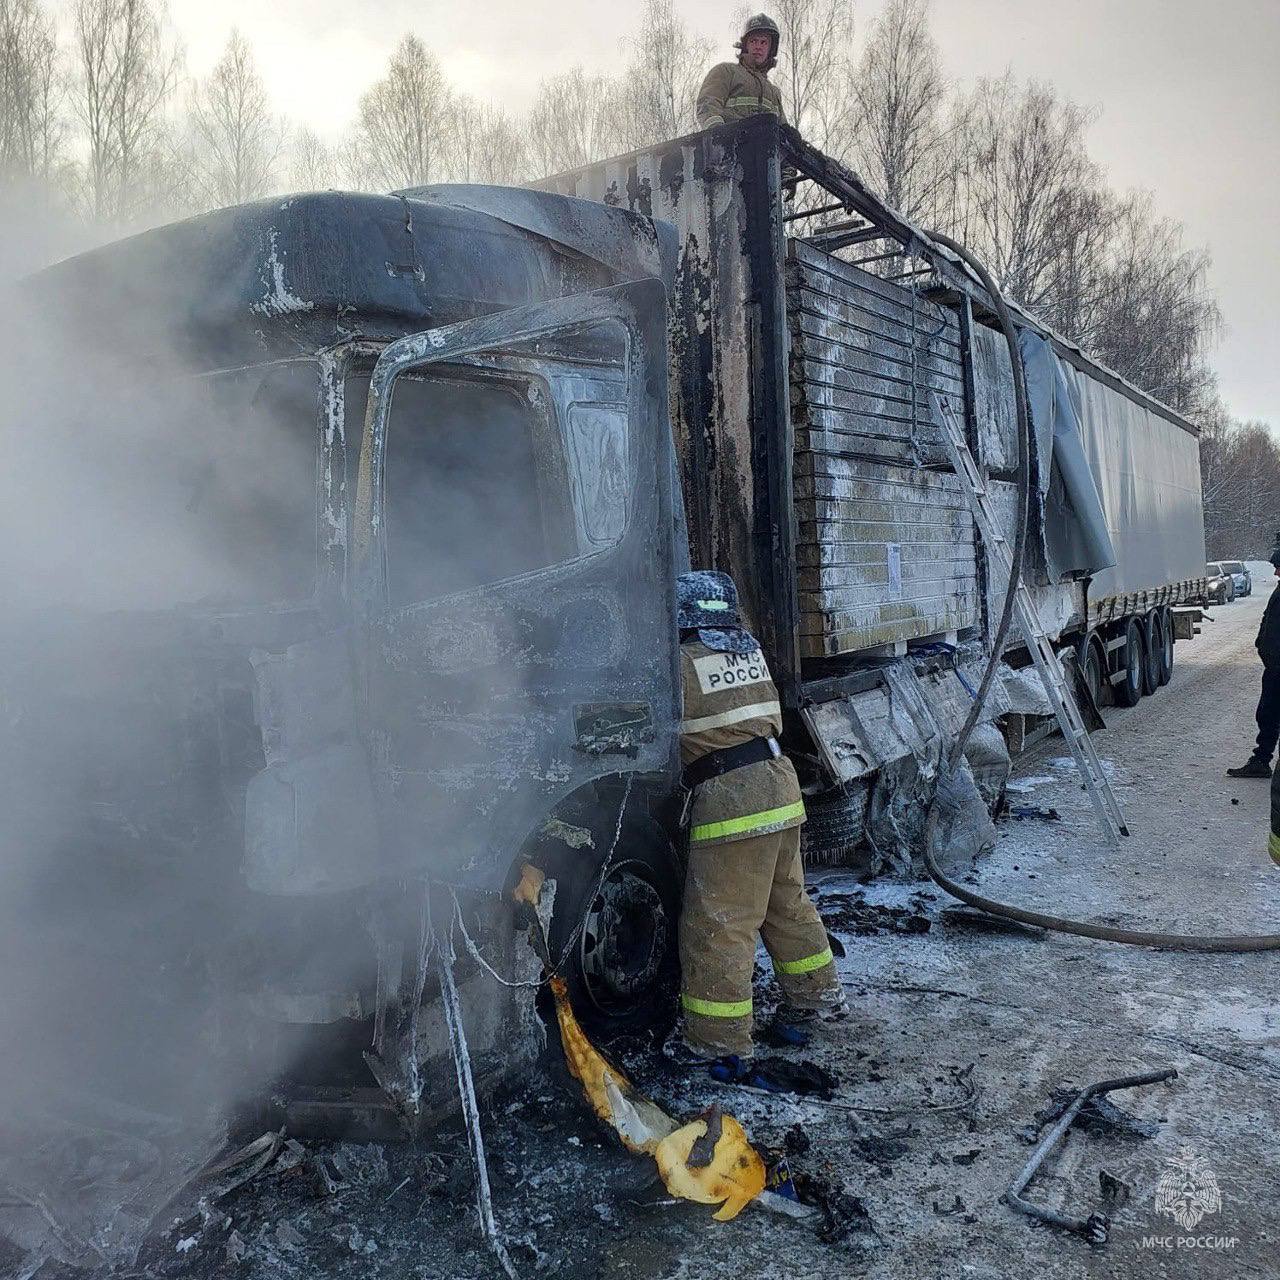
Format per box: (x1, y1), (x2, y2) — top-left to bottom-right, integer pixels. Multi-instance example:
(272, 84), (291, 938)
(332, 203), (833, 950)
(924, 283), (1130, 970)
(25, 188), (690, 1131)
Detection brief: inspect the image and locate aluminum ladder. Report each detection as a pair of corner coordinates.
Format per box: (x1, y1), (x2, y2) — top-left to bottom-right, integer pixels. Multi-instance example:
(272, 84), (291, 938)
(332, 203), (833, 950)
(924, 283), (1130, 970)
(930, 392), (1129, 844)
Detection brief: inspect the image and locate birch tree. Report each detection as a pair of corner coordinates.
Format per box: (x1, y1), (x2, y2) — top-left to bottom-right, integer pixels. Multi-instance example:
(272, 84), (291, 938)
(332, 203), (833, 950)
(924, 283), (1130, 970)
(1, 0), (67, 190)
(444, 97), (526, 184)
(847, 0), (946, 222)
(1090, 193), (1220, 415)
(346, 34), (451, 190)
(757, 0), (854, 149)
(526, 67), (621, 177)
(71, 0), (181, 222)
(615, 0), (711, 148)
(288, 125), (337, 190)
(188, 30), (282, 206)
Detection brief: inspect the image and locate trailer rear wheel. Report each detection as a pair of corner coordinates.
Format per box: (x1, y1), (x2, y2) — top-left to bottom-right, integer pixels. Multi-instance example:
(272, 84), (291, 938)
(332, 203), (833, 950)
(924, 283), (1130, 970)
(1141, 612), (1163, 695)
(1114, 619), (1145, 708)
(1077, 633), (1106, 711)
(1156, 608), (1174, 686)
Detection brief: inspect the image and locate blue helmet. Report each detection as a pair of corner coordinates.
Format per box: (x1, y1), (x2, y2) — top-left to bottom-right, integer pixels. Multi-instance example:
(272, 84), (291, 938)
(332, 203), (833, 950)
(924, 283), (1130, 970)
(676, 571), (758, 654)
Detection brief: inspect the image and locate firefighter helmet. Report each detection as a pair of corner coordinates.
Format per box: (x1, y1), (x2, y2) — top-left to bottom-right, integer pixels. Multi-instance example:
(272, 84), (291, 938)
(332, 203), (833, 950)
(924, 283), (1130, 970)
(736, 14), (781, 66)
(677, 571), (758, 653)
(677, 571), (740, 630)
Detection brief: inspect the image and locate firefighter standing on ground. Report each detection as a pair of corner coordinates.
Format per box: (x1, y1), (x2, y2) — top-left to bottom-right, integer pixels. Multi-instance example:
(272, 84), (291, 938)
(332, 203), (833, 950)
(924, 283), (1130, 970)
(696, 14), (787, 131)
(1229, 544), (1280, 780)
(674, 571), (844, 1060)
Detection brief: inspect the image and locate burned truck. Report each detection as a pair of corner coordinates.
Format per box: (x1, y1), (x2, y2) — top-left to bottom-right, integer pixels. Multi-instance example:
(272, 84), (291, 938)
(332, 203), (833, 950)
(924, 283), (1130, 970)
(533, 114), (1208, 856)
(6, 115), (1206, 1140)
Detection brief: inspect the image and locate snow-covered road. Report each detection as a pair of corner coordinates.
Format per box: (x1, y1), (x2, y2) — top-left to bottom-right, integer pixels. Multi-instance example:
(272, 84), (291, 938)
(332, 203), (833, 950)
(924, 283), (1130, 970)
(161, 579), (1280, 1280)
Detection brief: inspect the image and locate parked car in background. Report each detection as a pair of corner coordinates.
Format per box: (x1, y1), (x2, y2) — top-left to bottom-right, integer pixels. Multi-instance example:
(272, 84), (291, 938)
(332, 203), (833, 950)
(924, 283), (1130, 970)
(1205, 563), (1235, 604)
(1221, 560), (1251, 596)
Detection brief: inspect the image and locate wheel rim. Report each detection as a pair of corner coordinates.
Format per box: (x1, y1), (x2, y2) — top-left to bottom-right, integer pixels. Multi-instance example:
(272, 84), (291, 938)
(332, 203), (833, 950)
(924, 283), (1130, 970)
(578, 860), (670, 1015)
(1128, 629), (1142, 694)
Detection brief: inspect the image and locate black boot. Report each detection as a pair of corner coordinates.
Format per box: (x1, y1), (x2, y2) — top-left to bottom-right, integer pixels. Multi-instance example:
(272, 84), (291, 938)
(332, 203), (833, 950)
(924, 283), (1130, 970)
(1227, 759), (1272, 779)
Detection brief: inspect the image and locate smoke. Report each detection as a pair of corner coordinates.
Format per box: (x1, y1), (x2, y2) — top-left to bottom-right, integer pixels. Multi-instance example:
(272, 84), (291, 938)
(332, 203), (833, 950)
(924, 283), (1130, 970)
(0, 208), (323, 1270)
(0, 190), (658, 1272)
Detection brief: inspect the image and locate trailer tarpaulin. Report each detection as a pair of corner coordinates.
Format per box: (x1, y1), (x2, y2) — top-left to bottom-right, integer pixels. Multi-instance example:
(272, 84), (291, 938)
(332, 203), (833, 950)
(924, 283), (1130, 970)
(1019, 331), (1116, 584)
(1058, 359), (1207, 600)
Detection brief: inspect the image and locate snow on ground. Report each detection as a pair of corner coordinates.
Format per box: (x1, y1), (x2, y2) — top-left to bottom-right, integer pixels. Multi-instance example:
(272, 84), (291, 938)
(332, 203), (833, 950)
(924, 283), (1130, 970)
(138, 585), (1279, 1280)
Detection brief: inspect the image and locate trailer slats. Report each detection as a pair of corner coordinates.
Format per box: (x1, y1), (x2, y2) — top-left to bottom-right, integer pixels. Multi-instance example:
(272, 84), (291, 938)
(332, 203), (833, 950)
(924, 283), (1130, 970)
(788, 240), (977, 655)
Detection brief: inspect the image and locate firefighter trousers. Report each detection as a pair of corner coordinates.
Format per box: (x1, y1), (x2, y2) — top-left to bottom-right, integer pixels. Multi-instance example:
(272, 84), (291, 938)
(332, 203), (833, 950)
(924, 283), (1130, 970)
(678, 825), (839, 1057)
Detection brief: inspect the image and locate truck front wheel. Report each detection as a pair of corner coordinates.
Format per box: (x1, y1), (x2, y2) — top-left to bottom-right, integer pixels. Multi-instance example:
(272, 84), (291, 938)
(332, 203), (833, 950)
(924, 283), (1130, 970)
(547, 817), (683, 1043)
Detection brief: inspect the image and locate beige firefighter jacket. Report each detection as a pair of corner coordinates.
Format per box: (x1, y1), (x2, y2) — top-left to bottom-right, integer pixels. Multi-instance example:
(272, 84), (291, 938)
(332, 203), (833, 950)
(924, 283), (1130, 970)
(695, 60), (786, 130)
(679, 637), (804, 846)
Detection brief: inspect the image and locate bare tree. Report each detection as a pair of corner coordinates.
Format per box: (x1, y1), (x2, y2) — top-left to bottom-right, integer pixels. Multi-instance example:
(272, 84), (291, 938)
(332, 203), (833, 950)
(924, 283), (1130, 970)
(525, 67), (622, 177)
(346, 34), (451, 191)
(739, 0), (854, 148)
(71, 0), (182, 223)
(1200, 406), (1280, 558)
(1, 0), (67, 192)
(188, 30), (282, 207)
(288, 125), (337, 190)
(615, 0), (711, 148)
(444, 97), (526, 184)
(946, 75), (1105, 315)
(1090, 192), (1220, 416)
(847, 0), (946, 222)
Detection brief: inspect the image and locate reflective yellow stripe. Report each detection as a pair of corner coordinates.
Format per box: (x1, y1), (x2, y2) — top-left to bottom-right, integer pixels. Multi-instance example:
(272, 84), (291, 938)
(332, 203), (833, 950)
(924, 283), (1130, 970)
(775, 947), (834, 976)
(680, 699), (781, 734)
(682, 993), (752, 1018)
(690, 800), (805, 842)
(1270, 831), (1280, 866)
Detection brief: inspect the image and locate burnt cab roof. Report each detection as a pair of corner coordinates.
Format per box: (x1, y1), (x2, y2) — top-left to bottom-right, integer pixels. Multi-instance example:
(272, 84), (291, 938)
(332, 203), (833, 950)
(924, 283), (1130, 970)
(31, 187), (675, 370)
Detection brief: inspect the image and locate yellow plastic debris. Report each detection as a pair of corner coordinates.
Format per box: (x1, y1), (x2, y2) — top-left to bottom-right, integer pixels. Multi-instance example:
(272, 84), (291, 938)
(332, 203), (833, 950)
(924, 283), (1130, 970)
(550, 975), (677, 1155)
(512, 861), (546, 909)
(653, 1112), (767, 1222)
(514, 862), (767, 1221)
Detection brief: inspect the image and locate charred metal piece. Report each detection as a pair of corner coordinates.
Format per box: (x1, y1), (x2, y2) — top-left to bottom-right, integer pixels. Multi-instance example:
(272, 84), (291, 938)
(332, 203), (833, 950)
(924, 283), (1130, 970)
(685, 1106), (724, 1169)
(1005, 1067), (1176, 1245)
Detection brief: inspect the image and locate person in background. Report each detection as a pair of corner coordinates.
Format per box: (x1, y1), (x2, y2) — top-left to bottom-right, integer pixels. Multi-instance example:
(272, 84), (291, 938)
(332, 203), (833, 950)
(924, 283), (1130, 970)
(695, 14), (786, 130)
(1227, 544), (1280, 779)
(671, 570), (845, 1064)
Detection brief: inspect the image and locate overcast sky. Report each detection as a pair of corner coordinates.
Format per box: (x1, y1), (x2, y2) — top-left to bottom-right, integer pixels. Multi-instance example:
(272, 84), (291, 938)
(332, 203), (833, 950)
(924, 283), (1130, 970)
(50, 0), (1280, 423)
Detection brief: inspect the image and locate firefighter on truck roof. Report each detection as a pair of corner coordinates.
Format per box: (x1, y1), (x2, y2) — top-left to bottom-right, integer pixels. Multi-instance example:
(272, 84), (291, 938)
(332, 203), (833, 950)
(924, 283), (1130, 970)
(696, 13), (787, 131)
(670, 571), (846, 1064)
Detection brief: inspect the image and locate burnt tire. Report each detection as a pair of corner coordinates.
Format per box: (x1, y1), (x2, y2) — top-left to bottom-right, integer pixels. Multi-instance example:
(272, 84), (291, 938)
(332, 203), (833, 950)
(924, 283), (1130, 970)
(547, 816), (682, 1044)
(1114, 619), (1145, 708)
(800, 785), (868, 867)
(1141, 612), (1163, 696)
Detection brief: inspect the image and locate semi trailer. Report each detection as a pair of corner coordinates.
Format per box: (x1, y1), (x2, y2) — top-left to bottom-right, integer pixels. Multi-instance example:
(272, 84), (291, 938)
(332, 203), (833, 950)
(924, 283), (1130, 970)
(6, 115), (1206, 1137)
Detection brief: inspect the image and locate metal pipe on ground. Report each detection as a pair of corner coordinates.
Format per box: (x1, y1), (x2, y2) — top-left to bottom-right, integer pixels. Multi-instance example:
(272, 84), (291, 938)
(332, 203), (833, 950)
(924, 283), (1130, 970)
(1005, 1067), (1177, 1244)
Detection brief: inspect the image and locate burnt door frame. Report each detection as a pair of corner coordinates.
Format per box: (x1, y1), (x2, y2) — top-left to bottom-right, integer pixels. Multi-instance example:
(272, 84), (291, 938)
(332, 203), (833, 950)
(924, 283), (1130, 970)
(350, 279), (682, 887)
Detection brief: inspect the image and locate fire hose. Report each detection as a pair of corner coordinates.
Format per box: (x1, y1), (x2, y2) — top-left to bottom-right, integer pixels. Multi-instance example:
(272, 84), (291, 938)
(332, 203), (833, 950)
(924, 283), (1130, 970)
(921, 229), (1280, 953)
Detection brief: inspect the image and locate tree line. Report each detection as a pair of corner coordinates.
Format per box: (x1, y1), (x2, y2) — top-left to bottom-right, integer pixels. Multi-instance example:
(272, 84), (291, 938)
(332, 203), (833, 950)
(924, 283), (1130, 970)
(0, 0), (1268, 546)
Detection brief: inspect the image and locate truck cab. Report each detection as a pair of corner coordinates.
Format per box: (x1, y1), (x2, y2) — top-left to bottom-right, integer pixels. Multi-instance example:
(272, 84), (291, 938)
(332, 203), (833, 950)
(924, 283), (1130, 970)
(14, 188), (688, 1134)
